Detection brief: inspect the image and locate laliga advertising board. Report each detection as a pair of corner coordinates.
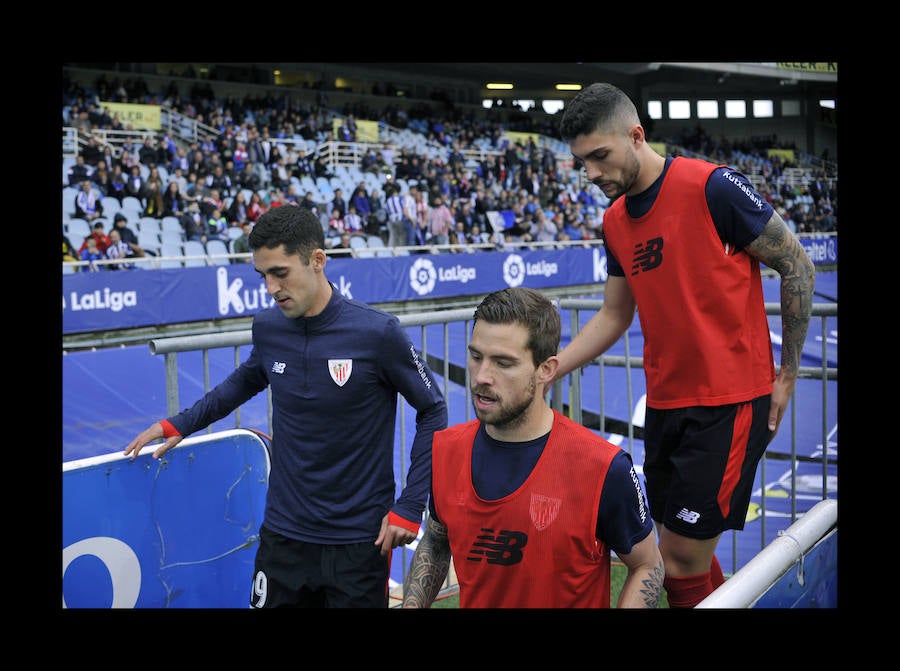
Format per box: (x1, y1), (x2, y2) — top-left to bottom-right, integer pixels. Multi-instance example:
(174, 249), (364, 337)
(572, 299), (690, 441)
(61, 241), (837, 336)
(61, 247), (610, 334)
(62, 430), (270, 608)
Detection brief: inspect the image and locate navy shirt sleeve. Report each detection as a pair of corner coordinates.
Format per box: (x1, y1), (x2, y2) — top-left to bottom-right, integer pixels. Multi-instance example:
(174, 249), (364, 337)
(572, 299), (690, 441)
(596, 451), (654, 555)
(167, 344), (269, 437)
(706, 167), (773, 249)
(378, 316), (448, 525)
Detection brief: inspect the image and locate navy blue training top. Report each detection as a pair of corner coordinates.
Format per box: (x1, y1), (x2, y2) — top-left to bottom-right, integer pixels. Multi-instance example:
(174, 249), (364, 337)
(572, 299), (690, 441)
(167, 286), (448, 544)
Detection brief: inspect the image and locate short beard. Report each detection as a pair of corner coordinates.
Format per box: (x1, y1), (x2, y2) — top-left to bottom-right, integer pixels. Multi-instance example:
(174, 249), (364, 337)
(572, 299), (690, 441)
(473, 376), (537, 431)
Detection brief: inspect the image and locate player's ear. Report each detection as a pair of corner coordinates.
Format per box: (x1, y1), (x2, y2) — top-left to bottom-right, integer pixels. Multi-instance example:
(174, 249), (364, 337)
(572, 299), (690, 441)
(538, 355), (559, 384)
(311, 248), (327, 270)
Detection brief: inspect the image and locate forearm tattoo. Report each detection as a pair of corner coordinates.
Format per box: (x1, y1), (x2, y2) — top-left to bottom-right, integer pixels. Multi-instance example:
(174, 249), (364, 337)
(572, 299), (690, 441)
(639, 559), (665, 608)
(402, 516), (452, 608)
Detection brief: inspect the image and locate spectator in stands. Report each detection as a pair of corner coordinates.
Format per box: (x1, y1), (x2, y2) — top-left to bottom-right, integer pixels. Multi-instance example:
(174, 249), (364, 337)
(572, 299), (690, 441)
(313, 154), (334, 180)
(205, 163), (234, 198)
(79, 220), (111, 256)
(330, 188), (347, 219)
(181, 200), (208, 247)
(247, 127), (272, 186)
(531, 208), (558, 244)
(782, 208), (797, 234)
(268, 188), (286, 209)
(232, 141), (249, 175)
(350, 184), (371, 225)
(107, 164), (128, 204)
(90, 162), (110, 196)
(268, 148), (291, 191)
(446, 228), (464, 253)
(230, 221), (252, 263)
(237, 162), (261, 193)
(105, 227), (143, 270)
(198, 188), (224, 217)
(138, 137), (158, 166)
(368, 187), (387, 236)
(207, 207), (229, 242)
(189, 148), (210, 179)
(162, 181), (186, 219)
(67, 155), (92, 187)
(326, 207), (345, 245)
(79, 235), (105, 272)
(343, 203), (365, 236)
(427, 194), (453, 247)
(74, 178), (104, 222)
(295, 147), (315, 180)
(283, 184), (302, 205)
(125, 165), (145, 203)
(111, 213), (140, 247)
(226, 190), (250, 227)
(400, 185), (418, 247)
(63, 233), (78, 264)
(143, 179), (165, 218)
(297, 190), (317, 216)
(170, 146), (190, 174)
(247, 191), (268, 223)
(80, 135), (103, 167)
(467, 223), (491, 247)
(384, 183), (407, 248)
(412, 214), (431, 250)
(329, 232), (355, 257)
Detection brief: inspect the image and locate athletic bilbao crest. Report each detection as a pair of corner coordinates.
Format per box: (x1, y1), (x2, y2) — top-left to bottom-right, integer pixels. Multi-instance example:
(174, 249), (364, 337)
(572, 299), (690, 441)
(529, 493), (561, 531)
(328, 359), (352, 387)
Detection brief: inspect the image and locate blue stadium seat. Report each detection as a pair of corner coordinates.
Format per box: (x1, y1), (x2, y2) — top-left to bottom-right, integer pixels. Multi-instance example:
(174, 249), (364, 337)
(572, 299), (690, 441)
(205, 239), (231, 266)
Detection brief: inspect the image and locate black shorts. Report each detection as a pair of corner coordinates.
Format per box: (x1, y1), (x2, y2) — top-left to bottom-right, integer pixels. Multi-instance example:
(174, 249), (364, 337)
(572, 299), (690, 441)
(249, 525), (391, 608)
(643, 395), (773, 540)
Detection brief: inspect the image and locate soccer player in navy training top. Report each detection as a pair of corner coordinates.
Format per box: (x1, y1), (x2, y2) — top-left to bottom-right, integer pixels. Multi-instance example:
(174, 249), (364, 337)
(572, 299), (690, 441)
(402, 287), (663, 608)
(554, 83), (815, 607)
(124, 204), (448, 608)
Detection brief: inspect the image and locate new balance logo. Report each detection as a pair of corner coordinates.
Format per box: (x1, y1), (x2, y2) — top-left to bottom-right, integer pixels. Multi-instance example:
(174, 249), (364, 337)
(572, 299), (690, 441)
(271, 362), (286, 374)
(631, 237), (663, 275)
(675, 508), (700, 524)
(466, 528), (527, 565)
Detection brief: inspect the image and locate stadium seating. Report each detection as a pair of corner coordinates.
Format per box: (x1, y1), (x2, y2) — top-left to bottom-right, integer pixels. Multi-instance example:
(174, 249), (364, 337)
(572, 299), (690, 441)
(182, 240), (207, 267)
(66, 218), (91, 242)
(160, 230), (185, 246)
(138, 217), (162, 235)
(159, 243), (185, 268)
(101, 197), (122, 217)
(161, 216), (182, 234)
(137, 231), (161, 254)
(205, 239), (231, 266)
(121, 196), (143, 215)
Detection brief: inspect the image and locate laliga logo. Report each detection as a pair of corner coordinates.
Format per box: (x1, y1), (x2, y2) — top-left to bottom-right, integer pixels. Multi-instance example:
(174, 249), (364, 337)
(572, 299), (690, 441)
(503, 254), (526, 287)
(409, 258), (437, 296)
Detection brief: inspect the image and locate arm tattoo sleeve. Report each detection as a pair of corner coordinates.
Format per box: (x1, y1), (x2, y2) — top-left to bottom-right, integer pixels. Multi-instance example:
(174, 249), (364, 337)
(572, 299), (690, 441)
(401, 515), (452, 608)
(746, 214), (816, 376)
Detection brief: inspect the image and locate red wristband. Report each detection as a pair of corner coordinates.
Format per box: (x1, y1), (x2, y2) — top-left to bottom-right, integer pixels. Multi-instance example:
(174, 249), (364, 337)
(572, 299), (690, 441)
(388, 511), (421, 535)
(159, 419), (181, 439)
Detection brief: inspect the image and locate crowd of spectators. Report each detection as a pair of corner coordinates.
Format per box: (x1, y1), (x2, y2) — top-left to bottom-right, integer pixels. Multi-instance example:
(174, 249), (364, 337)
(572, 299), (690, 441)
(62, 71), (839, 270)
